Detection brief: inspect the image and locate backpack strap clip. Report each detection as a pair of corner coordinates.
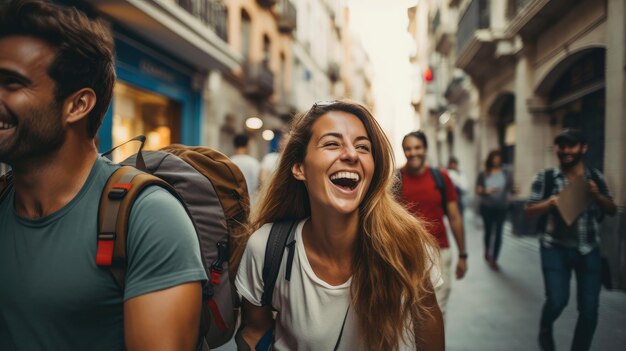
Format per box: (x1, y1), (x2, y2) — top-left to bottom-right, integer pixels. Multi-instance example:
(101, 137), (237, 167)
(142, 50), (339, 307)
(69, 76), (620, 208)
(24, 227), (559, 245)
(210, 241), (229, 286)
(108, 183), (132, 200)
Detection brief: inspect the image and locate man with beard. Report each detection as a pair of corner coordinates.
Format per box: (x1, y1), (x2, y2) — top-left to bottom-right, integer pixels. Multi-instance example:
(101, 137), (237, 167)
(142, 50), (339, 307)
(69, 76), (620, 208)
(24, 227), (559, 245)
(397, 131), (467, 318)
(525, 129), (616, 351)
(0, 1), (206, 350)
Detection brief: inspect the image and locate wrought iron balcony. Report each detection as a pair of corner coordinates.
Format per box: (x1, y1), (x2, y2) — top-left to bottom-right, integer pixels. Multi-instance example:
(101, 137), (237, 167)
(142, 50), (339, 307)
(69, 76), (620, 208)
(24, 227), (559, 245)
(433, 10), (454, 55)
(243, 61), (274, 99)
(431, 9), (441, 34)
(274, 92), (297, 120)
(455, 0), (500, 84)
(456, 0), (490, 55)
(276, 0), (297, 33)
(257, 0), (277, 9)
(505, 0), (582, 41)
(176, 0), (228, 41)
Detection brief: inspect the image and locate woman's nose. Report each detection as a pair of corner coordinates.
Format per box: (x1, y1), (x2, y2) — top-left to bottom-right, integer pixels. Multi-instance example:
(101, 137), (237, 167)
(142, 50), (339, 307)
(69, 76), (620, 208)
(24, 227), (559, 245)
(340, 145), (358, 162)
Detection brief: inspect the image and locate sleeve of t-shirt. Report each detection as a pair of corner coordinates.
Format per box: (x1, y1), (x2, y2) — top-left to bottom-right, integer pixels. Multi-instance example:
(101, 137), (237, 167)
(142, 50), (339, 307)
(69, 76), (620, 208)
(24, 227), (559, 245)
(440, 169), (458, 203)
(123, 186), (207, 300)
(235, 223), (274, 307)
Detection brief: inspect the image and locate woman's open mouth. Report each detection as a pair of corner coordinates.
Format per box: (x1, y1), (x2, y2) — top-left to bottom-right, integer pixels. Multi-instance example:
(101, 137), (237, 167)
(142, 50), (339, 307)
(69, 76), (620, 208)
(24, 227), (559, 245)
(330, 171), (360, 191)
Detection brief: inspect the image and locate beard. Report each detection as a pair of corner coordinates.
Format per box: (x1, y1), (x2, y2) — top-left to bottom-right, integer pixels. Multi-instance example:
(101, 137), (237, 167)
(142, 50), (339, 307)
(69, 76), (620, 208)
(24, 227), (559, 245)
(0, 102), (66, 165)
(557, 150), (584, 169)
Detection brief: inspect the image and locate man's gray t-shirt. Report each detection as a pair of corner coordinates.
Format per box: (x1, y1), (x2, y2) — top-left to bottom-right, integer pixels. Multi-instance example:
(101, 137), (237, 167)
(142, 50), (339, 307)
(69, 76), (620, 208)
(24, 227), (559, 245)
(0, 156), (207, 350)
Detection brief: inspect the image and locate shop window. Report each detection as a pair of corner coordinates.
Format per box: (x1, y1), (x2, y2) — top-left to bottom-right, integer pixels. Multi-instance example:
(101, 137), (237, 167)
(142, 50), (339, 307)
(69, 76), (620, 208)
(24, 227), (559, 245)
(111, 82), (181, 162)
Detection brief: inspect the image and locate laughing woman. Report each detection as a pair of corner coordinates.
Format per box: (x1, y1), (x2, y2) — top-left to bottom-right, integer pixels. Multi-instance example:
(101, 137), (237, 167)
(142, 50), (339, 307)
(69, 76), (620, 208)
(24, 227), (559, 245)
(234, 100), (444, 351)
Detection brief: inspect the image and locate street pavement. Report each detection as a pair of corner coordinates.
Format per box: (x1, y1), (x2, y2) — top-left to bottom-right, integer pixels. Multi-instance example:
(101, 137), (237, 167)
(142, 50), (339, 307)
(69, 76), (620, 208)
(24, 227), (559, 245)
(445, 212), (626, 351)
(216, 211), (626, 350)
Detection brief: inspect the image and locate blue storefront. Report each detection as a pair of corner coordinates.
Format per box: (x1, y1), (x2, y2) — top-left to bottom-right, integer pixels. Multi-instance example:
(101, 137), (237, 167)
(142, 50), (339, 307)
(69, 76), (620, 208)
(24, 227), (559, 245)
(98, 29), (202, 158)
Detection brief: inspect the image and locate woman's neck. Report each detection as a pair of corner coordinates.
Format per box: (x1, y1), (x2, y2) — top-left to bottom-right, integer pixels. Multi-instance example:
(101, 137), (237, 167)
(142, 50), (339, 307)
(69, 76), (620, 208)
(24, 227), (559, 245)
(304, 209), (359, 261)
(301, 211), (357, 285)
(488, 166), (501, 174)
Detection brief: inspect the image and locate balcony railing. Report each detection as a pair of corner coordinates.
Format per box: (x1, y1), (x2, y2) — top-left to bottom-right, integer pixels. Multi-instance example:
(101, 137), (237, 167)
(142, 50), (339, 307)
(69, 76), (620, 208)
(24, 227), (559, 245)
(176, 0), (228, 41)
(243, 61), (274, 99)
(507, 0), (533, 19)
(257, 0), (277, 9)
(276, 0), (297, 33)
(516, 0), (533, 12)
(432, 9), (441, 34)
(275, 91), (296, 119)
(506, 0), (577, 40)
(457, 0), (490, 54)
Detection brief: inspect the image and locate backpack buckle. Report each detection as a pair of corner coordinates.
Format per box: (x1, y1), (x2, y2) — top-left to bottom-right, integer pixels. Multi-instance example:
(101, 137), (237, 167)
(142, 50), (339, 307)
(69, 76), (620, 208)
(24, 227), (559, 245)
(96, 231), (117, 266)
(108, 183), (132, 200)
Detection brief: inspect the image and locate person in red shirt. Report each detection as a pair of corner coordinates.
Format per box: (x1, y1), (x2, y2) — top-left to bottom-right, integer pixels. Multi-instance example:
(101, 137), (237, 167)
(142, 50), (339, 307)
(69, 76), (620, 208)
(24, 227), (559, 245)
(398, 131), (468, 317)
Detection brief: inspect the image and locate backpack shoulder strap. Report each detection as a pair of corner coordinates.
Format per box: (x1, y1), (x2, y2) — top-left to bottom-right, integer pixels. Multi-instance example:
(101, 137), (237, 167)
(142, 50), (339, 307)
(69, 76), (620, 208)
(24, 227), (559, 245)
(0, 171), (13, 204)
(543, 169), (555, 200)
(430, 167), (448, 214)
(587, 167), (604, 188)
(97, 166), (176, 289)
(261, 220), (298, 307)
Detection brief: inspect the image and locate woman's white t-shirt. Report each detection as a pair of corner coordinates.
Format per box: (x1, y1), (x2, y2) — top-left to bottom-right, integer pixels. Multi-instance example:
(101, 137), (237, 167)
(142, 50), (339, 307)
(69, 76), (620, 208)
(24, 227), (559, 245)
(235, 219), (442, 351)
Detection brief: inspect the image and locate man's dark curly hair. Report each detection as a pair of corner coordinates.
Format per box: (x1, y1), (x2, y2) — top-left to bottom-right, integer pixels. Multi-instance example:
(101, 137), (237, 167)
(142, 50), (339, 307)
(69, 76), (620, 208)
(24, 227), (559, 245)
(0, 0), (116, 138)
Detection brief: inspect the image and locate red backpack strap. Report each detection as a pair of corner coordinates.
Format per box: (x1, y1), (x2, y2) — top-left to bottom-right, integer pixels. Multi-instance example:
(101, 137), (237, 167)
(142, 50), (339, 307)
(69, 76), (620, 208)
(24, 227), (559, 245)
(97, 166), (173, 288)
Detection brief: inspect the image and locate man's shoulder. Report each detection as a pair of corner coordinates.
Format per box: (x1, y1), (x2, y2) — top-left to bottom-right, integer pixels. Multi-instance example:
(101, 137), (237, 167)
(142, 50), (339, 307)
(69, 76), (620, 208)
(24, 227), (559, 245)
(533, 167), (558, 180)
(435, 167), (450, 177)
(130, 185), (183, 217)
(431, 167), (452, 183)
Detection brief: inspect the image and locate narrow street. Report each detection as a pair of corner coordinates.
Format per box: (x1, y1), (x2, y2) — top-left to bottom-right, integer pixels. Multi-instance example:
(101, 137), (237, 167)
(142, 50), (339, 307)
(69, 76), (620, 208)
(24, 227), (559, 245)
(446, 212), (626, 351)
(216, 210), (626, 351)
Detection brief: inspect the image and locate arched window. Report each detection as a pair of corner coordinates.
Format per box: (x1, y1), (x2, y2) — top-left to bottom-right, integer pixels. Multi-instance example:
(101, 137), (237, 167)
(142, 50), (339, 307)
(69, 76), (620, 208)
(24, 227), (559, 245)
(548, 49), (606, 171)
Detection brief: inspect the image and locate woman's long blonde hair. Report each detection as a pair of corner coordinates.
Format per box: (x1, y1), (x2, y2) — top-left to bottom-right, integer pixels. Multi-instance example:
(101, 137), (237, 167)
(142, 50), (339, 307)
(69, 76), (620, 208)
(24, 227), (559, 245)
(245, 100), (437, 350)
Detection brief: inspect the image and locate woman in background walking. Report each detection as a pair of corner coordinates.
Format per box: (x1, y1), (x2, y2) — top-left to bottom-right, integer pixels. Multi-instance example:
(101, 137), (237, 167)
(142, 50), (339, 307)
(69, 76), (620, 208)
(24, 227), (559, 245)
(476, 150), (514, 271)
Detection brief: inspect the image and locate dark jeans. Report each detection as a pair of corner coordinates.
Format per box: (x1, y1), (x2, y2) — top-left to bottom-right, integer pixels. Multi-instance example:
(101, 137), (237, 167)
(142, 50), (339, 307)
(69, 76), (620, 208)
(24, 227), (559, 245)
(480, 205), (507, 261)
(540, 245), (602, 351)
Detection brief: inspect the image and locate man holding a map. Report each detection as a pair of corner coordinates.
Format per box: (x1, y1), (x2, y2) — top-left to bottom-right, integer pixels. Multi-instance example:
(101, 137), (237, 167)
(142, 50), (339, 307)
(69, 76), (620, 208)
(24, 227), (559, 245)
(525, 128), (616, 351)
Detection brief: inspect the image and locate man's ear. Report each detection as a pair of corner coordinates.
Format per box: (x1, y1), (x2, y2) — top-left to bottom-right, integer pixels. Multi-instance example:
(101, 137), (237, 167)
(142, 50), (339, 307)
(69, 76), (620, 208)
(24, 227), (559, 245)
(292, 163), (306, 181)
(581, 143), (589, 154)
(63, 88), (97, 125)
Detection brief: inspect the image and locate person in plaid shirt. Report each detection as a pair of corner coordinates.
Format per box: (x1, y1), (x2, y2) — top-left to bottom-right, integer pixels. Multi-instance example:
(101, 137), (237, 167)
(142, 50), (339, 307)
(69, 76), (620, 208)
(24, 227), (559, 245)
(525, 129), (616, 351)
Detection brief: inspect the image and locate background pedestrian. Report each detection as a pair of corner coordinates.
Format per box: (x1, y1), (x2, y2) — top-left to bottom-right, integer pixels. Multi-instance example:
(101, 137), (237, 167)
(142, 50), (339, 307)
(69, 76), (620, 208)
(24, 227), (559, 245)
(397, 130), (467, 319)
(231, 133), (261, 201)
(525, 129), (616, 351)
(476, 150), (515, 271)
